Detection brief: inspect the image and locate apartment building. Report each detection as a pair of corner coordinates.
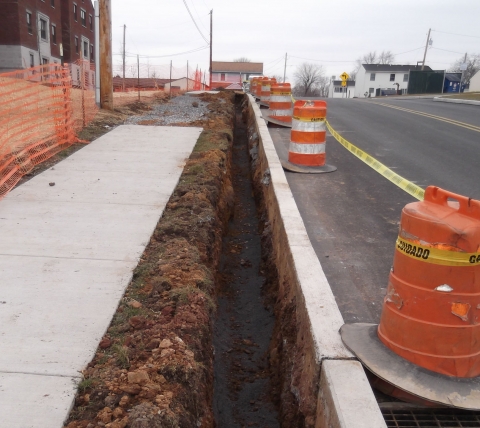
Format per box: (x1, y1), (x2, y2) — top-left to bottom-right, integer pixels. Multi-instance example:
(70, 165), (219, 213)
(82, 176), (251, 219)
(0, 0), (95, 72)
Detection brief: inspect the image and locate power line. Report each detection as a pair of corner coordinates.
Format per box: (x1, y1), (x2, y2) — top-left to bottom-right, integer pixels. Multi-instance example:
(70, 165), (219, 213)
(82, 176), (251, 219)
(431, 47), (466, 55)
(432, 30), (480, 40)
(114, 45), (209, 59)
(181, 0), (209, 44)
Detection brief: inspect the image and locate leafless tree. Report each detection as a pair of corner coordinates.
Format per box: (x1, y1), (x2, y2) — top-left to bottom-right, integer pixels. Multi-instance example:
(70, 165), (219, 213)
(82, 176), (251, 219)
(449, 53), (480, 85)
(270, 74), (285, 83)
(350, 50), (395, 79)
(293, 63), (326, 96)
(233, 57), (251, 62)
(379, 50), (395, 64)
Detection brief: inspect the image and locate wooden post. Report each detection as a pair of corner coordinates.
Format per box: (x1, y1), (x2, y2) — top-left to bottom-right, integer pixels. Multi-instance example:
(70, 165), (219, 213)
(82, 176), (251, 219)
(99, 0), (113, 110)
(209, 9), (212, 89)
(137, 54), (140, 101)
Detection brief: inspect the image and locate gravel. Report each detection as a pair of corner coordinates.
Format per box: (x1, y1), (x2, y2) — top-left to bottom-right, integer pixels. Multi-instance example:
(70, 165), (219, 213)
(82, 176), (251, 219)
(126, 94), (210, 125)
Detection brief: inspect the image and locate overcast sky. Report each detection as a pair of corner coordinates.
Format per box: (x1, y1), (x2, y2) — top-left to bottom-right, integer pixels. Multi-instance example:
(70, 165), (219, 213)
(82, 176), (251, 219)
(110, 0), (480, 81)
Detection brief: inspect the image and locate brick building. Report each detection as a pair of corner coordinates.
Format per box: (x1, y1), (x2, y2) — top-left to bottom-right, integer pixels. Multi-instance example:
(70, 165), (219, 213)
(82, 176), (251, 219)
(0, 0), (95, 72)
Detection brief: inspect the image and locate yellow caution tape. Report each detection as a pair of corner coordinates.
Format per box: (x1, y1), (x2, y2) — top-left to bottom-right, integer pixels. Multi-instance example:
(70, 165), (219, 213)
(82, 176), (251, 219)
(396, 237), (480, 266)
(290, 93), (424, 200)
(326, 121), (425, 201)
(292, 116), (326, 123)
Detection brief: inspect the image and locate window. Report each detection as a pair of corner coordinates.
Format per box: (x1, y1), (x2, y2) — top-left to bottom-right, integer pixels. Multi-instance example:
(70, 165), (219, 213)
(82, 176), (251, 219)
(390, 73), (395, 82)
(40, 19), (47, 40)
(334, 87), (345, 93)
(81, 9), (86, 26)
(75, 36), (79, 54)
(83, 41), (88, 59)
(51, 0), (54, 7)
(89, 14), (93, 30)
(26, 12), (32, 34)
(42, 58), (48, 65)
(73, 3), (77, 21)
(403, 73), (409, 82)
(370, 73), (376, 81)
(369, 87), (374, 94)
(90, 44), (94, 61)
(51, 25), (56, 44)
(221, 73), (225, 81)
(29, 53), (34, 67)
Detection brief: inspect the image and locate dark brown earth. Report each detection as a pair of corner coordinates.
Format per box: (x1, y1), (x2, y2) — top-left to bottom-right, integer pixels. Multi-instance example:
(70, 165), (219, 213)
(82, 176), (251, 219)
(212, 97), (279, 427)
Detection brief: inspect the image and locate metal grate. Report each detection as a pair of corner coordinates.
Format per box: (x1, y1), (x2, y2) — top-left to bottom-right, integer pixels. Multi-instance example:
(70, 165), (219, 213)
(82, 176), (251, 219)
(382, 409), (480, 427)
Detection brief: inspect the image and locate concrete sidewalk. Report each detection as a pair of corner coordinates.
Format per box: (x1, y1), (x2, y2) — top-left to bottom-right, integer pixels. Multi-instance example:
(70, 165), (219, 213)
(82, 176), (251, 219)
(0, 125), (201, 427)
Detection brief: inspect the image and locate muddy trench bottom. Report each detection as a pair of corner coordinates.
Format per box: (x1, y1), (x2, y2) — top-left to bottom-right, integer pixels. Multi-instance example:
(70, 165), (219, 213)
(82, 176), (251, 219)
(213, 100), (280, 427)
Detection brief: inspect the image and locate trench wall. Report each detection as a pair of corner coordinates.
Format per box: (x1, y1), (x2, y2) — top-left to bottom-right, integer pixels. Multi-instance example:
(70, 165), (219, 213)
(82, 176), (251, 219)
(245, 94), (387, 428)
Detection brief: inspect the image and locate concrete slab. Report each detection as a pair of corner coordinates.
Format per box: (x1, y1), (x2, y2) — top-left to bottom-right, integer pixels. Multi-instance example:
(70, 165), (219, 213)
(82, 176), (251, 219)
(433, 96), (480, 106)
(0, 255), (135, 376)
(316, 360), (386, 428)
(0, 372), (77, 428)
(0, 125), (202, 427)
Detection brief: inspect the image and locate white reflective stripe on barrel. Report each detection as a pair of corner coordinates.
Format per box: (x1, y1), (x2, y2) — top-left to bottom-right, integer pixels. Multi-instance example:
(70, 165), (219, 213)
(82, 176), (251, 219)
(289, 142), (326, 154)
(270, 109), (293, 116)
(270, 95), (291, 102)
(292, 120), (326, 132)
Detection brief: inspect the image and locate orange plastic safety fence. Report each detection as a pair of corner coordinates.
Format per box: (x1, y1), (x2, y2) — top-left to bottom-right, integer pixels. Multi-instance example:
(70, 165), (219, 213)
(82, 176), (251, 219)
(0, 62), (97, 200)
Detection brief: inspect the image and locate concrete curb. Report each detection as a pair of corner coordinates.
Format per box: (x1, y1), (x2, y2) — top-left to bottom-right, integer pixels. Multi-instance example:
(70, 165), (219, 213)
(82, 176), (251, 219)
(433, 97), (480, 106)
(247, 95), (386, 428)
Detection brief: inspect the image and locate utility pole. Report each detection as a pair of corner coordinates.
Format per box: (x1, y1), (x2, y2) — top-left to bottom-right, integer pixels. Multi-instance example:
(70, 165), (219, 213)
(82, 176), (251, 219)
(99, 0), (113, 110)
(209, 9), (213, 89)
(122, 24), (126, 92)
(421, 28), (431, 71)
(283, 52), (287, 83)
(137, 54), (140, 101)
(186, 60), (189, 91)
(169, 60), (172, 99)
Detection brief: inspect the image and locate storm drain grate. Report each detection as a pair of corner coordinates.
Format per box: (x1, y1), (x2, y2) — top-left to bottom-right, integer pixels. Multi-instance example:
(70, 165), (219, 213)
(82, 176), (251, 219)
(382, 409), (480, 427)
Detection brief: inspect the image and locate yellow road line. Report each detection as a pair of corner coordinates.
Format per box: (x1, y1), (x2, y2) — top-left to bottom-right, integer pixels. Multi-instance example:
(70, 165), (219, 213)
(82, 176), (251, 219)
(375, 103), (480, 133)
(326, 121), (425, 201)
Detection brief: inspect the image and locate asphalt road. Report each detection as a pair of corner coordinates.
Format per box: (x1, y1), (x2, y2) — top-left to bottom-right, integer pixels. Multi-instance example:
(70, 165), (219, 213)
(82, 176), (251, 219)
(268, 99), (480, 324)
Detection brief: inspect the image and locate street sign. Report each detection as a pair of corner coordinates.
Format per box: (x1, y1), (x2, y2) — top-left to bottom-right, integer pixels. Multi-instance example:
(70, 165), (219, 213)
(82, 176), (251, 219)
(340, 72), (350, 81)
(341, 80), (347, 87)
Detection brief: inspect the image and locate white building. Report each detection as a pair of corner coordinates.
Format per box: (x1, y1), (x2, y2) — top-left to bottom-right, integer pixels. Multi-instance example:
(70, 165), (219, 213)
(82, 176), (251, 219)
(328, 80), (355, 98)
(469, 70), (480, 92)
(163, 77), (207, 92)
(354, 64), (432, 98)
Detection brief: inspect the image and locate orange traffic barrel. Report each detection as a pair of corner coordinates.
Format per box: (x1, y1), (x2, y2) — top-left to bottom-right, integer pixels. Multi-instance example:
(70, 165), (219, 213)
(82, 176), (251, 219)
(268, 83), (292, 124)
(340, 186), (480, 410)
(280, 100), (336, 174)
(255, 77), (267, 99)
(250, 77), (258, 96)
(260, 78), (276, 107)
(378, 186), (480, 378)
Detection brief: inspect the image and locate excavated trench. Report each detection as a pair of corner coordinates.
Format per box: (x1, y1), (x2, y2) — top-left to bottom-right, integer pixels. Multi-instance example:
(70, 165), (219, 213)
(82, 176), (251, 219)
(213, 95), (280, 427)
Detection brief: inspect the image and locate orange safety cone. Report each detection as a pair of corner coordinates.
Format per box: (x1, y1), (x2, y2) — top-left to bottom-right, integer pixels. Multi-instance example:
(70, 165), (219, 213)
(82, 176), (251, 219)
(265, 83), (293, 128)
(280, 100), (336, 173)
(259, 78), (276, 108)
(341, 186), (480, 410)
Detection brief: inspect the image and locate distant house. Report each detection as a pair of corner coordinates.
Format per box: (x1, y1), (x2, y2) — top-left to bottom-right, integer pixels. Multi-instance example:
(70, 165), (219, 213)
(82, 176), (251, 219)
(112, 77), (172, 91)
(211, 61), (263, 90)
(354, 64), (432, 98)
(328, 79), (355, 98)
(163, 77), (208, 92)
(0, 0), (95, 72)
(469, 70), (480, 92)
